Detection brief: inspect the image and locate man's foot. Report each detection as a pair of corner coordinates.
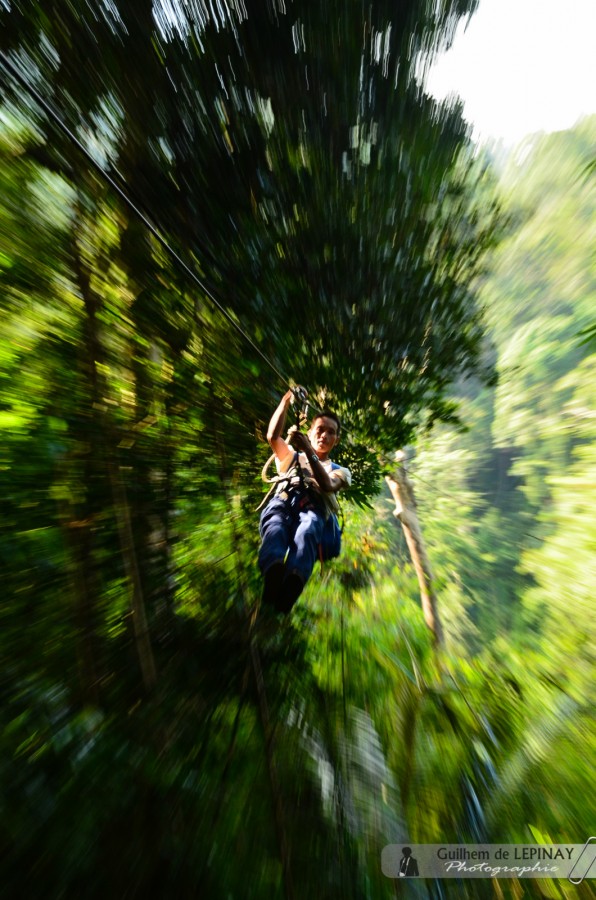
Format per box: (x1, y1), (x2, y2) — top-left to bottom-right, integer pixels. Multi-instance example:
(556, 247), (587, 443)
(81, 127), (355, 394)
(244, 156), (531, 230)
(261, 561), (285, 607)
(276, 571), (304, 614)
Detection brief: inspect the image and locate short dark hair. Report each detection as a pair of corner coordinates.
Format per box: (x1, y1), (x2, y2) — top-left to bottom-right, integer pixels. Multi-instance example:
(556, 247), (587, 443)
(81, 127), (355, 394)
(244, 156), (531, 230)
(311, 409), (341, 436)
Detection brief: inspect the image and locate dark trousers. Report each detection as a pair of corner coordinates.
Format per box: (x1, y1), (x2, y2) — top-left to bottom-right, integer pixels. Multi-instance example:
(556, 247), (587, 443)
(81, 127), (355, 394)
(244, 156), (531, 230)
(258, 490), (324, 586)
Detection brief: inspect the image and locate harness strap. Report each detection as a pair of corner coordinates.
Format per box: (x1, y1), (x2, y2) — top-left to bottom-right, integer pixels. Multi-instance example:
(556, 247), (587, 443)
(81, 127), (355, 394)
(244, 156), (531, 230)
(256, 450), (312, 512)
(256, 441), (344, 521)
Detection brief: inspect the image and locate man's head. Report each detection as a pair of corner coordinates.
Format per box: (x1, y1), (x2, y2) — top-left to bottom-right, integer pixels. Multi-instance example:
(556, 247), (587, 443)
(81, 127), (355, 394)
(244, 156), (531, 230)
(308, 410), (341, 458)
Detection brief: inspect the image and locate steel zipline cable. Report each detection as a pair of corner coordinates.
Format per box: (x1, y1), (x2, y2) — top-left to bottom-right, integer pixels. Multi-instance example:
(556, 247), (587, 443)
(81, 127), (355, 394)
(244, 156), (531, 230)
(0, 51), (294, 390)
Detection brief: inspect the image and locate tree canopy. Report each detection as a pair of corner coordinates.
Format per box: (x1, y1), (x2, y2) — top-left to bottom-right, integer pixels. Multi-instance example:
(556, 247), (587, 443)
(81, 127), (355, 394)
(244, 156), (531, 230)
(1, 0), (497, 456)
(1, 3), (593, 898)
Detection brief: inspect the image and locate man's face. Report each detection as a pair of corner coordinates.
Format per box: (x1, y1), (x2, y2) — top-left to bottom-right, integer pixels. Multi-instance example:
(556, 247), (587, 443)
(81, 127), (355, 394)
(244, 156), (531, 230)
(308, 416), (339, 456)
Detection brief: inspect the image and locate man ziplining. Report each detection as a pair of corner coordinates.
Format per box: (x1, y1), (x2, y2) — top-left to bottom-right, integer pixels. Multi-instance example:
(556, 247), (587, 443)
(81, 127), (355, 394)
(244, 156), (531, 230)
(258, 388), (351, 614)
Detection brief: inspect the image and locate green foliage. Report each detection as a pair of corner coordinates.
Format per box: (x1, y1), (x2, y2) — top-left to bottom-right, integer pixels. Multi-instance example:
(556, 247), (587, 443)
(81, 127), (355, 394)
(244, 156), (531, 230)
(404, 120), (595, 874)
(0, 3), (593, 897)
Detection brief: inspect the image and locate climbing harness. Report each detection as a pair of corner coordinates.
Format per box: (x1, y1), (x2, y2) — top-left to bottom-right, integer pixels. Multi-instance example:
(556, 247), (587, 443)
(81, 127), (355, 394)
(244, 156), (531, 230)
(256, 447), (309, 512)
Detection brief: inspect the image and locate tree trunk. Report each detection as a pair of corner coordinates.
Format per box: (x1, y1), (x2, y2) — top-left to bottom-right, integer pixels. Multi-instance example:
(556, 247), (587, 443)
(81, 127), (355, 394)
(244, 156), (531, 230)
(65, 201), (106, 705)
(72, 194), (158, 693)
(107, 458), (158, 692)
(386, 451), (444, 648)
(61, 509), (102, 707)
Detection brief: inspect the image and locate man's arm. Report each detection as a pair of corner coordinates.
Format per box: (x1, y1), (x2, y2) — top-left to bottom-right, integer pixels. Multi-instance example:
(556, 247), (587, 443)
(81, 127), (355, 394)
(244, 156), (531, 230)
(266, 389), (294, 462)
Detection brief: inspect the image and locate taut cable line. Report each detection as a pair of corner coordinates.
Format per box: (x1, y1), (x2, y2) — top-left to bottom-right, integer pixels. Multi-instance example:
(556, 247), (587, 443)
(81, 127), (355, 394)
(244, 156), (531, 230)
(0, 51), (292, 388)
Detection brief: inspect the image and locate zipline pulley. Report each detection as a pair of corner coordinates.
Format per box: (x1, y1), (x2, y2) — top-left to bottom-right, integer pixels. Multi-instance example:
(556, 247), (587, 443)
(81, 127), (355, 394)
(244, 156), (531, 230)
(290, 385), (309, 428)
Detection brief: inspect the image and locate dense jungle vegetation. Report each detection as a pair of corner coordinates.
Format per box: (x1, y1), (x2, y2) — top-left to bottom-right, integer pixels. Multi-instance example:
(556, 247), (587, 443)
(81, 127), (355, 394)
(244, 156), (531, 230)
(0, 2), (594, 897)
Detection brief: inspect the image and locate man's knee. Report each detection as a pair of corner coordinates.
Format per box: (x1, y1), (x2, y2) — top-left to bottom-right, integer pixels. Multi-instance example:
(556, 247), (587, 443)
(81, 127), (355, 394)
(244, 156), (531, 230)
(260, 498), (289, 534)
